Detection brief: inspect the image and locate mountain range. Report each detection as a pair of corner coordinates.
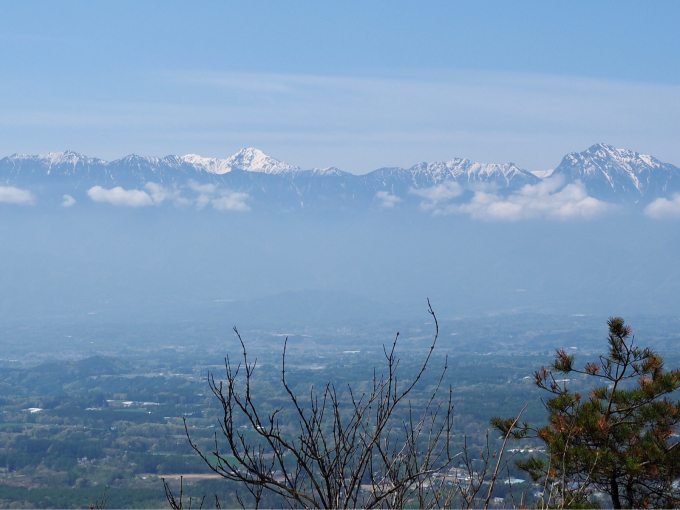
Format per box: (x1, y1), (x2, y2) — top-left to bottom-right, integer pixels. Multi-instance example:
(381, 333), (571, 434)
(1, 144), (678, 213)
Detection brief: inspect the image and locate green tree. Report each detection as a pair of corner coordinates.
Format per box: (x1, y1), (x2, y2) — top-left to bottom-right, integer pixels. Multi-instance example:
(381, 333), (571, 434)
(493, 317), (680, 509)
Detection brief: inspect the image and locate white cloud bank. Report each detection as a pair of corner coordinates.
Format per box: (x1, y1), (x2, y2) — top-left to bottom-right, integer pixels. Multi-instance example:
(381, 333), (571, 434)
(88, 183), (188, 207)
(144, 182), (191, 206)
(644, 194), (680, 219)
(185, 180), (251, 211)
(410, 182), (464, 211)
(86, 181), (252, 211)
(87, 186), (154, 207)
(414, 176), (611, 221)
(211, 191), (251, 211)
(0, 186), (35, 205)
(188, 181), (217, 209)
(188, 181), (217, 194)
(375, 191), (401, 208)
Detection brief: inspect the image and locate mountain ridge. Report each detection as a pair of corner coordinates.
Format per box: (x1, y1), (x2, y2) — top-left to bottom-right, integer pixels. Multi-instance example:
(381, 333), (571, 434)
(552, 143), (680, 201)
(1, 143), (679, 213)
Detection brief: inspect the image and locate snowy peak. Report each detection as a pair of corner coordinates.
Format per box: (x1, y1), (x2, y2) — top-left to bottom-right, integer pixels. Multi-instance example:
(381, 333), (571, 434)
(408, 158), (539, 187)
(224, 148), (300, 174)
(9, 150), (103, 167)
(531, 169), (554, 179)
(561, 143), (664, 177)
(180, 154), (233, 174)
(181, 148), (300, 175)
(115, 154), (163, 167)
(1, 151), (108, 180)
(553, 143), (680, 198)
(447, 158), (534, 181)
(308, 167), (347, 177)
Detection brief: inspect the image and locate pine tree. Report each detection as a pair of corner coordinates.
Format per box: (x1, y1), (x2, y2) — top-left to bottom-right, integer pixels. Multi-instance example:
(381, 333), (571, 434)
(493, 317), (680, 508)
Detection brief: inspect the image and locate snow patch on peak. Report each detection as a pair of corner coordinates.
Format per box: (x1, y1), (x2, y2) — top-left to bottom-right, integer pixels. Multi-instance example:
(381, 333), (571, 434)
(119, 154), (159, 164)
(531, 169), (554, 179)
(554, 143), (680, 198)
(225, 148), (299, 174)
(181, 154), (233, 174)
(565, 144), (665, 174)
(408, 158), (537, 186)
(308, 167), (346, 176)
(39, 152), (71, 164)
(10, 151), (103, 166)
(181, 148), (299, 175)
(109, 154), (169, 169)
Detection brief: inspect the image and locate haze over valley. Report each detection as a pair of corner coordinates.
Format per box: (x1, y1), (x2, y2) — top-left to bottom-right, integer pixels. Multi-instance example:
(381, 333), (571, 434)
(2, 143), (680, 327)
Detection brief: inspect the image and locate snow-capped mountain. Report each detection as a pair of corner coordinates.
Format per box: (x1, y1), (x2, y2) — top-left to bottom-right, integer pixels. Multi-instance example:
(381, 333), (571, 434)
(552, 143), (680, 201)
(530, 169), (554, 179)
(220, 147), (300, 174)
(182, 148), (301, 175)
(0, 148), (541, 208)
(0, 148), (299, 182)
(1, 144), (679, 212)
(372, 159), (539, 189)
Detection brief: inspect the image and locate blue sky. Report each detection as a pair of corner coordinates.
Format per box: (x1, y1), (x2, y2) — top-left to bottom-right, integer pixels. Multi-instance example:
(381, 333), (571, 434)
(1, 1), (680, 173)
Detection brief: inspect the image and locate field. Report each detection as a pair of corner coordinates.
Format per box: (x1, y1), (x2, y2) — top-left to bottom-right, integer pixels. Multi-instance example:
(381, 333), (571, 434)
(0, 312), (678, 507)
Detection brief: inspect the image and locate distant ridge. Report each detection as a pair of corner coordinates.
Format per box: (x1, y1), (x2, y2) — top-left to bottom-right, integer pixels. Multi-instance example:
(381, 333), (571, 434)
(1, 144), (679, 212)
(552, 143), (680, 201)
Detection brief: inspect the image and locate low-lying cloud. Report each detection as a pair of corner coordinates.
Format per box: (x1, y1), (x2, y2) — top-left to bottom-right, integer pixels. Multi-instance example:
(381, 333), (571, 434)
(186, 180), (251, 211)
(144, 182), (190, 206)
(410, 181), (464, 211)
(86, 182), (251, 211)
(188, 181), (217, 195)
(87, 186), (154, 207)
(0, 186), (35, 205)
(415, 176), (611, 221)
(188, 180), (216, 210)
(211, 190), (251, 212)
(79, 177), (610, 219)
(61, 194), (76, 207)
(644, 194), (680, 219)
(375, 191), (401, 208)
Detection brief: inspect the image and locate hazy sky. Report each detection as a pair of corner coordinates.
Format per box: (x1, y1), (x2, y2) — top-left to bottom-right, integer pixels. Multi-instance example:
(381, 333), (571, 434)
(2, 1), (680, 173)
